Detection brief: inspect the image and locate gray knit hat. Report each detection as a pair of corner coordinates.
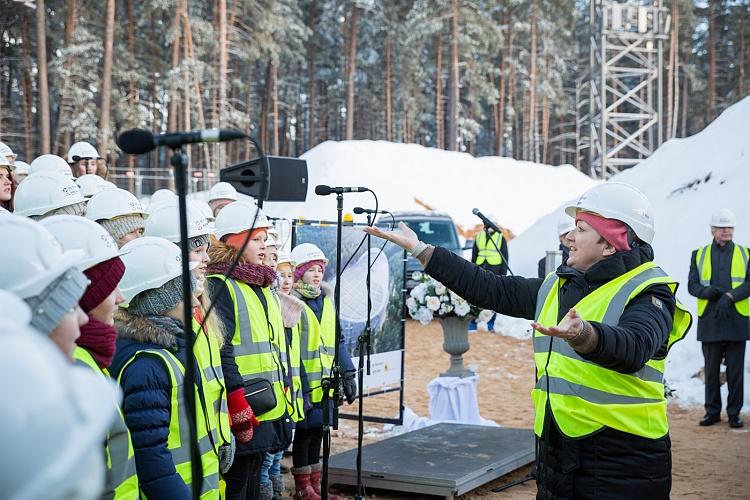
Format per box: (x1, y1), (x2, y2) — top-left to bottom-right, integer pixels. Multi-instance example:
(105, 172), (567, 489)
(128, 273), (196, 316)
(98, 214), (145, 242)
(30, 201), (87, 221)
(24, 268), (89, 335)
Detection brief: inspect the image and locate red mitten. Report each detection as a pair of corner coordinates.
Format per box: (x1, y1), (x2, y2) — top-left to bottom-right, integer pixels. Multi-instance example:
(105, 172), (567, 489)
(227, 389), (257, 443)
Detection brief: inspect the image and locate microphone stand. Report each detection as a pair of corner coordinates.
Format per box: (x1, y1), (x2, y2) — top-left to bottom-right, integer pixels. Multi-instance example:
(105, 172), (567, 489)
(171, 147), (202, 500)
(321, 191), (344, 500)
(354, 211), (374, 500)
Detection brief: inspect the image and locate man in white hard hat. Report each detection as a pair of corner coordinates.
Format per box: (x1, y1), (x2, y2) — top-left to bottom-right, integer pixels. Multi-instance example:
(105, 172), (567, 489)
(688, 208), (749, 429)
(68, 141), (105, 178)
(207, 181), (238, 217)
(365, 182), (692, 500)
(538, 216), (576, 278)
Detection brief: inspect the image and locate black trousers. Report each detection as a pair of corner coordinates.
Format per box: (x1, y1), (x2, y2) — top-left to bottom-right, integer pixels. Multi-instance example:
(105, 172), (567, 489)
(224, 452), (264, 500)
(702, 341), (746, 417)
(292, 426), (324, 468)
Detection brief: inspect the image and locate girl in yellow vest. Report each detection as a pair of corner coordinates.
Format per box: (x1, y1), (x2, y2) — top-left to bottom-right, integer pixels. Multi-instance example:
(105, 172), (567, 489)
(365, 183), (692, 500)
(206, 201), (293, 500)
(40, 215), (139, 499)
(111, 237), (221, 499)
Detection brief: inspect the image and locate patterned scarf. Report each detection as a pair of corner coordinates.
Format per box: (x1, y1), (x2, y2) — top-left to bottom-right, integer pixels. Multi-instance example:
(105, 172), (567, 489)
(206, 261), (277, 287)
(294, 281), (321, 299)
(76, 317), (118, 368)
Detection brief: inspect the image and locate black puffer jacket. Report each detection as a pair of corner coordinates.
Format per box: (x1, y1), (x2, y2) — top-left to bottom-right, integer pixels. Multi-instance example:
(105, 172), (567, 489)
(425, 242), (678, 499)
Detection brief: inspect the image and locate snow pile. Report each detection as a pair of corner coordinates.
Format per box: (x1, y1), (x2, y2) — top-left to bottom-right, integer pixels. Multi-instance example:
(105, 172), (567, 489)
(260, 141), (595, 235)
(509, 96), (750, 406)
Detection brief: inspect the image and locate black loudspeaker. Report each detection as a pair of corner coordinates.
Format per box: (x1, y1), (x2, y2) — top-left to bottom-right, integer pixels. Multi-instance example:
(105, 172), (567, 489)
(220, 155), (308, 202)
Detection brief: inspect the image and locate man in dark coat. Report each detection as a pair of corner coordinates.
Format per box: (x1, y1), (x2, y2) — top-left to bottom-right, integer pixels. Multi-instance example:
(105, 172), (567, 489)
(538, 218), (575, 278)
(365, 183), (691, 500)
(688, 208), (750, 428)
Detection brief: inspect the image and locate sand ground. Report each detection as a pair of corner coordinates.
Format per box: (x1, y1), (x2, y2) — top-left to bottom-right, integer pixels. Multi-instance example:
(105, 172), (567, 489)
(279, 320), (749, 499)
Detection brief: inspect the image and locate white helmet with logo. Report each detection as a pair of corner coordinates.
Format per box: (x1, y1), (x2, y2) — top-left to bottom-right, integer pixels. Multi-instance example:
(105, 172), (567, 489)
(0, 214), (84, 299)
(144, 199), (211, 242)
(119, 236), (199, 303)
(86, 188), (145, 221)
(213, 201), (271, 240)
(291, 243), (329, 267)
(565, 182), (654, 244)
(29, 154), (75, 179)
(14, 171), (86, 218)
(208, 181), (238, 203)
(40, 215), (125, 271)
(67, 141), (102, 163)
(75, 174), (112, 199)
(710, 208), (736, 228)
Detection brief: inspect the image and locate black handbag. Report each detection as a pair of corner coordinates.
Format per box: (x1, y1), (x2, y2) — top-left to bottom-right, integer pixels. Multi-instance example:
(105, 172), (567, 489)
(243, 378), (277, 417)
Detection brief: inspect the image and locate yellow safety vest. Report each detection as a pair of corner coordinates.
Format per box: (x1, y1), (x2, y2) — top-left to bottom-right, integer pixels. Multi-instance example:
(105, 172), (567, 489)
(299, 297), (336, 404)
(694, 243), (750, 317)
(532, 262), (692, 439)
(118, 349), (221, 499)
(192, 318), (232, 447)
(475, 231), (504, 266)
(73, 347), (139, 500)
(207, 275), (289, 422)
(283, 305), (305, 422)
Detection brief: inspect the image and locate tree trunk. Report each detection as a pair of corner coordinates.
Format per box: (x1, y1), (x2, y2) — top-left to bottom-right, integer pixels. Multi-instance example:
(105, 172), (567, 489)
(182, 5), (210, 172)
(448, 0), (460, 151)
(497, 8), (511, 156)
(528, 0), (538, 162)
(272, 62), (279, 155)
(168, 6), (181, 132)
(126, 0), (136, 175)
(707, 0), (717, 119)
(666, 0), (675, 141)
(21, 12), (34, 156)
(345, 3), (358, 140)
(680, 55), (688, 136)
(506, 18), (515, 158)
(217, 0), (228, 169)
(671, 4), (680, 139)
(435, 31), (444, 149)
(245, 62), (254, 160)
(385, 33), (393, 142)
(97, 0), (116, 158)
(259, 61), (272, 151)
(36, 0), (51, 154)
(306, 2), (318, 149)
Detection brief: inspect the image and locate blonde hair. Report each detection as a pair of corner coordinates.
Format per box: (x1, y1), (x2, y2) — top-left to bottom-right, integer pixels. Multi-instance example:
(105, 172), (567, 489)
(197, 293), (226, 349)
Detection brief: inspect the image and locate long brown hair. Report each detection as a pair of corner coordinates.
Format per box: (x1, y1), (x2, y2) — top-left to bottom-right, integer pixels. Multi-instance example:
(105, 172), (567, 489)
(0, 166), (16, 212)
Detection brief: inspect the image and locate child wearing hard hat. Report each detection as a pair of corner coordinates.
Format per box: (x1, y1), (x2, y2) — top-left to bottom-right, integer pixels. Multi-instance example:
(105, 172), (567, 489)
(68, 141), (106, 178)
(110, 237), (221, 499)
(290, 242), (357, 500)
(41, 215), (139, 499)
(206, 201), (292, 499)
(87, 188), (146, 247)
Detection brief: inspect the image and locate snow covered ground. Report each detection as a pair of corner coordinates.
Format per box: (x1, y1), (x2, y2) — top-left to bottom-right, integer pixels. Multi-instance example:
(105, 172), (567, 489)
(509, 96), (750, 406)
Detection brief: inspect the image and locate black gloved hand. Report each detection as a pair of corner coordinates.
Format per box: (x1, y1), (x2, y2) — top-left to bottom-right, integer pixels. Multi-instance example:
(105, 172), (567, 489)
(705, 286), (724, 301)
(716, 294), (733, 320)
(343, 371), (358, 405)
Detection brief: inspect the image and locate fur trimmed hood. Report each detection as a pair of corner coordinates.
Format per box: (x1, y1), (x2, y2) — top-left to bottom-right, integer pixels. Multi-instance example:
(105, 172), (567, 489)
(114, 309), (179, 350)
(276, 292), (305, 328)
(207, 236), (243, 267)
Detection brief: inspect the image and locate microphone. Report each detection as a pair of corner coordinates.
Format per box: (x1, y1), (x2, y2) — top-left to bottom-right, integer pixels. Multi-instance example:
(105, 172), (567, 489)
(314, 185), (369, 196)
(353, 207), (390, 215)
(117, 128), (246, 154)
(472, 208), (504, 234)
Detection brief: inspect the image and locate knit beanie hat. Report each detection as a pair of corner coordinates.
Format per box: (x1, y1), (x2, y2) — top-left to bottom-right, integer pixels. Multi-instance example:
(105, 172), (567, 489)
(128, 273), (195, 316)
(24, 268), (89, 335)
(30, 201), (87, 221)
(293, 259), (327, 282)
(98, 214), (145, 242)
(576, 211), (631, 252)
(80, 257), (126, 313)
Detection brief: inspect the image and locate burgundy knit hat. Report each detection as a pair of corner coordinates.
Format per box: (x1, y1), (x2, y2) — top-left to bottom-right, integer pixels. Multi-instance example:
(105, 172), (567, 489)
(80, 256), (126, 312)
(293, 259), (326, 282)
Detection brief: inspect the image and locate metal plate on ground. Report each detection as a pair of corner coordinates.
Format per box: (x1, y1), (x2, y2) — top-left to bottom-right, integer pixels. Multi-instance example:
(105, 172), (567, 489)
(328, 424), (535, 498)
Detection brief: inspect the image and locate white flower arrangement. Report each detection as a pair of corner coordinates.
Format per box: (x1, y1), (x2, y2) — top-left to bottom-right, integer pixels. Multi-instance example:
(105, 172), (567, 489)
(407, 274), (477, 325)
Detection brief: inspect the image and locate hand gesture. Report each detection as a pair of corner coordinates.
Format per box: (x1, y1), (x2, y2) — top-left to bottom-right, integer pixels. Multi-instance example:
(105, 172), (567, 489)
(363, 222), (419, 252)
(531, 308), (584, 341)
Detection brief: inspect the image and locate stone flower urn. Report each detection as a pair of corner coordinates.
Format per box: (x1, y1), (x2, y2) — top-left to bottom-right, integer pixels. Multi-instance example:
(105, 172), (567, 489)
(439, 316), (474, 378)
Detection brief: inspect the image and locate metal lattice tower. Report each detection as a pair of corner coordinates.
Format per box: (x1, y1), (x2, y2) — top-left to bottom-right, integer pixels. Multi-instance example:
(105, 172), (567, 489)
(578, 0), (669, 179)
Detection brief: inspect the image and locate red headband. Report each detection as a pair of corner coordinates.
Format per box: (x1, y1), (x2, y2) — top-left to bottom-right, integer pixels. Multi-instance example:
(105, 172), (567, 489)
(576, 211), (631, 252)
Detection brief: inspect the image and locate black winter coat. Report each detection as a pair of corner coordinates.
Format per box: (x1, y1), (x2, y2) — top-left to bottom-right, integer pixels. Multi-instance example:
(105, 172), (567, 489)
(687, 240), (750, 342)
(425, 243), (677, 499)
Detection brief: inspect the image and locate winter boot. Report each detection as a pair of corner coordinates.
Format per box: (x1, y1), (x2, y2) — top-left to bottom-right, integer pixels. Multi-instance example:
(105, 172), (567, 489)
(309, 462), (342, 500)
(292, 466), (320, 500)
(271, 474), (285, 500)
(259, 480), (274, 500)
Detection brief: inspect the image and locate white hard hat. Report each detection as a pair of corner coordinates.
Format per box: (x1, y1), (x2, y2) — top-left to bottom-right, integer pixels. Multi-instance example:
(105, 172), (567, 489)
(0, 155), (13, 169)
(150, 189), (176, 206)
(191, 199), (216, 222)
(40, 215), (125, 271)
(208, 181), (238, 203)
(557, 217), (576, 236)
(0, 141), (16, 160)
(119, 236), (199, 303)
(67, 141), (102, 163)
(75, 174), (110, 199)
(276, 252), (294, 268)
(86, 188), (145, 221)
(710, 208), (736, 228)
(213, 201), (271, 240)
(29, 154), (75, 179)
(0, 327), (117, 500)
(0, 289), (32, 327)
(13, 160), (30, 175)
(144, 200), (211, 242)
(265, 234), (277, 247)
(0, 214), (84, 299)
(13, 171), (86, 218)
(565, 182), (654, 244)
(291, 243), (329, 267)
